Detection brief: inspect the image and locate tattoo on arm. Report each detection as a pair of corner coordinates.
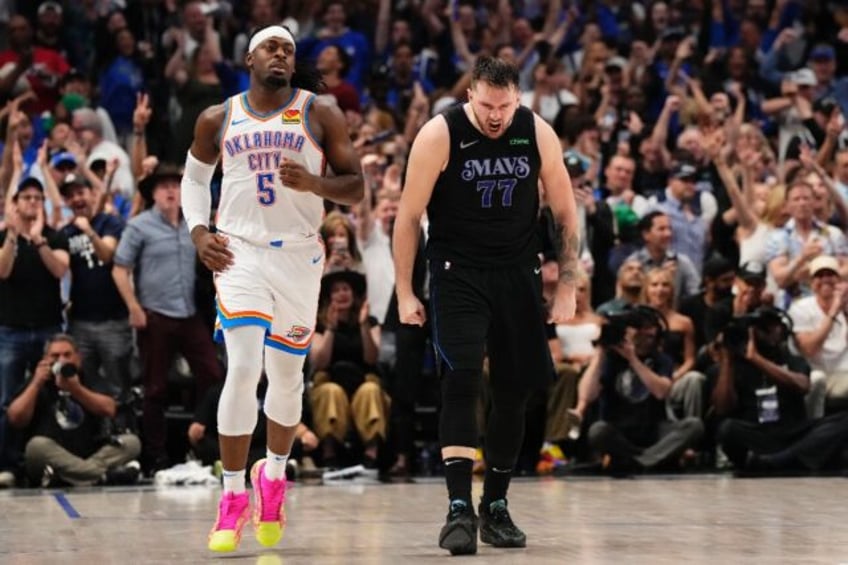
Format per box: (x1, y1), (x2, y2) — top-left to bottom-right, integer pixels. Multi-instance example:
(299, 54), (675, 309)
(558, 231), (580, 284)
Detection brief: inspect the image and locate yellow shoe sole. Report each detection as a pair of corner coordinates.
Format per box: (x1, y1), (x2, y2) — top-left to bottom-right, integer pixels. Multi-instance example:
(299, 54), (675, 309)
(208, 530), (239, 552)
(255, 521), (284, 547)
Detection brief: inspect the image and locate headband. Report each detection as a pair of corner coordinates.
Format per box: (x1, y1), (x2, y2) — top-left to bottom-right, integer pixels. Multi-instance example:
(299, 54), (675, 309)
(248, 26), (296, 54)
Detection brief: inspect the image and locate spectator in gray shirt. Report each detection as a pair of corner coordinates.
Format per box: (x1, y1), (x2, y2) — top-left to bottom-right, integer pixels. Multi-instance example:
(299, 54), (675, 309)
(112, 165), (221, 473)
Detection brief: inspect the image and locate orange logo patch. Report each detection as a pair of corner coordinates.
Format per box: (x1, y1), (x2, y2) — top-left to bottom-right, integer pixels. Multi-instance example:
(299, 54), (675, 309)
(282, 109), (301, 124)
(286, 325), (311, 343)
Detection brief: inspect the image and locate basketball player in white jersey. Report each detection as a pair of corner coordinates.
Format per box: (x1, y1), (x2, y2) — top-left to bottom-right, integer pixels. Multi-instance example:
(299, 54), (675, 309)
(179, 25), (363, 553)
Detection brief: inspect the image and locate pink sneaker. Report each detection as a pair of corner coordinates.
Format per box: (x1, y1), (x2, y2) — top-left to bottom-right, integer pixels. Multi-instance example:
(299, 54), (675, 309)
(207, 491), (250, 552)
(250, 458), (287, 547)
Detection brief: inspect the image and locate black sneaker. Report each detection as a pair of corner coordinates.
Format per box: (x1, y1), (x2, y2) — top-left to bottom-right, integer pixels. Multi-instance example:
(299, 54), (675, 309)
(103, 461), (141, 486)
(438, 500), (478, 555)
(478, 499), (526, 548)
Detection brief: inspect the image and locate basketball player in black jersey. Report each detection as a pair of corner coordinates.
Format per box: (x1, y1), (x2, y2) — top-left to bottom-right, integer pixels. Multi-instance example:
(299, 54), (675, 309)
(393, 57), (579, 555)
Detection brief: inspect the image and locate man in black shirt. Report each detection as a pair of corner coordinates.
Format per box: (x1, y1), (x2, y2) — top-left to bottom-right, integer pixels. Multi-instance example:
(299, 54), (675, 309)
(679, 255), (735, 350)
(0, 177), (69, 486)
(575, 306), (704, 473)
(59, 174), (132, 403)
(714, 308), (848, 473)
(6, 334), (140, 486)
(393, 57), (579, 555)
(704, 261), (768, 346)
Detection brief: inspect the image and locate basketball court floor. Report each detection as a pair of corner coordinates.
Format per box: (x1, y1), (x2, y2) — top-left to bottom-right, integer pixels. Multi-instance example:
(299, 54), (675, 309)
(2, 474), (846, 564)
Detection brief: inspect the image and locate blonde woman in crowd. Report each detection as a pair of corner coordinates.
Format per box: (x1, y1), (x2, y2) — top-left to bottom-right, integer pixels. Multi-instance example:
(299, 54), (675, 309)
(641, 268), (705, 420)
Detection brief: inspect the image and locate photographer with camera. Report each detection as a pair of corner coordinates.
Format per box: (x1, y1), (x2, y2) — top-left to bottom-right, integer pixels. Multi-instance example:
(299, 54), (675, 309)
(702, 262), (769, 346)
(574, 305), (703, 473)
(713, 306), (848, 473)
(6, 334), (140, 486)
(789, 256), (848, 417)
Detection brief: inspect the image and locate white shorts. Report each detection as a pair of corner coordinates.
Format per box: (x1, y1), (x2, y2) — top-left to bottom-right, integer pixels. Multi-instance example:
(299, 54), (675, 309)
(214, 234), (325, 356)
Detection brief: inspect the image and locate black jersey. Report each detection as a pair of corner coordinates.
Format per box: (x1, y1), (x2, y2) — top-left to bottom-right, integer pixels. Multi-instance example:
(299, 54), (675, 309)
(426, 105), (542, 267)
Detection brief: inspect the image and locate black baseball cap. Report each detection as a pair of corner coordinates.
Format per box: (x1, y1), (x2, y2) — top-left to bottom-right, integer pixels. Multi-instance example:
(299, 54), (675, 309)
(703, 255), (734, 279)
(738, 261), (767, 283)
(670, 161), (698, 180)
(59, 173), (90, 197)
(814, 96), (838, 115)
(14, 177), (44, 199)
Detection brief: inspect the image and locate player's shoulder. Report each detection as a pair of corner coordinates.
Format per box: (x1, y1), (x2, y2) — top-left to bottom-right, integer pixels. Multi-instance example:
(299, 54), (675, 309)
(414, 113), (450, 145)
(529, 109), (555, 134)
(198, 101), (230, 127)
(306, 92), (345, 121)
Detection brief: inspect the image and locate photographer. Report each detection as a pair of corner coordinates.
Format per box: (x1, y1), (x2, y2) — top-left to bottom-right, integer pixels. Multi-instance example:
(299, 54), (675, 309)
(6, 334), (140, 486)
(574, 306), (703, 473)
(713, 307), (848, 473)
(703, 262), (768, 346)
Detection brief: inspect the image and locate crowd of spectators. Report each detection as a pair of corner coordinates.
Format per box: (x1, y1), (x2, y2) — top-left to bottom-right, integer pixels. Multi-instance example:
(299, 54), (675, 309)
(4, 0), (848, 486)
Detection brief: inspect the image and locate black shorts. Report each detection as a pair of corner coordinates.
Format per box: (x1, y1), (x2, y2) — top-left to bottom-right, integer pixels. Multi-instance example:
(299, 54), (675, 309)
(428, 259), (554, 392)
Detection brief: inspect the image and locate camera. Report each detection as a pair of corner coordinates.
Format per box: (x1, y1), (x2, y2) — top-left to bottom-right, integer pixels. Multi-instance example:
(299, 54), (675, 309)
(595, 305), (667, 348)
(718, 307), (792, 358)
(51, 361), (78, 379)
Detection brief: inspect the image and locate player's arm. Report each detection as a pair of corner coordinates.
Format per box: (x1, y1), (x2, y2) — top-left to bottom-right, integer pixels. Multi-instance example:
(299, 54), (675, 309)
(536, 115), (580, 285)
(183, 104), (223, 235)
(182, 104), (233, 272)
(393, 116), (448, 306)
(286, 98), (363, 206)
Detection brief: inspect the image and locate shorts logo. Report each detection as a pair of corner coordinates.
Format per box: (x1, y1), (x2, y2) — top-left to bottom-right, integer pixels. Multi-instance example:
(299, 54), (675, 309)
(282, 109), (302, 124)
(286, 325), (311, 343)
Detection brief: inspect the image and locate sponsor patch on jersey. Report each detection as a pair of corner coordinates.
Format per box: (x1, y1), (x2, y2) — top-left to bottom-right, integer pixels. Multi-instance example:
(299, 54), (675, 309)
(286, 325), (311, 343)
(282, 109), (302, 124)
(509, 137), (530, 146)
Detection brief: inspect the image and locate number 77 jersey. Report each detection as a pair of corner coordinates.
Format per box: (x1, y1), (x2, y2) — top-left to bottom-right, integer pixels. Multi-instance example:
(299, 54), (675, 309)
(426, 105), (542, 268)
(217, 89), (327, 247)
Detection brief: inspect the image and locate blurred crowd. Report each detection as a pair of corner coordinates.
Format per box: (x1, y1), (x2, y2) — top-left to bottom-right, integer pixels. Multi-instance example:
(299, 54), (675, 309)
(3, 0), (848, 486)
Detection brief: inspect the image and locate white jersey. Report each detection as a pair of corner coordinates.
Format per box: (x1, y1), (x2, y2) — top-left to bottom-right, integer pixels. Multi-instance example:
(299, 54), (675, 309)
(217, 89), (325, 247)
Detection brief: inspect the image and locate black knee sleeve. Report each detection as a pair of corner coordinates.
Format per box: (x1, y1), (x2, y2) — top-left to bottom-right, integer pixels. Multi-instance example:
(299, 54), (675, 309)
(439, 369), (481, 448)
(485, 387), (532, 469)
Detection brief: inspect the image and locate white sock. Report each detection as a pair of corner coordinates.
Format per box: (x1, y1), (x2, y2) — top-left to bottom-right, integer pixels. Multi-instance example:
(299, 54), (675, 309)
(265, 449), (289, 480)
(222, 469), (246, 494)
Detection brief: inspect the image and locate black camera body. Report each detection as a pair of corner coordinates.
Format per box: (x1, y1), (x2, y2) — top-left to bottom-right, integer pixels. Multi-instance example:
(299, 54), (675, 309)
(719, 307), (793, 358)
(51, 362), (78, 379)
(596, 305), (668, 347)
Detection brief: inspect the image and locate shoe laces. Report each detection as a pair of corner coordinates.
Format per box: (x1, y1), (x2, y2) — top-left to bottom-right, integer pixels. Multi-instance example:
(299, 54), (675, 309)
(448, 499), (469, 519)
(259, 476), (286, 522)
(487, 500), (517, 528)
(217, 493), (248, 530)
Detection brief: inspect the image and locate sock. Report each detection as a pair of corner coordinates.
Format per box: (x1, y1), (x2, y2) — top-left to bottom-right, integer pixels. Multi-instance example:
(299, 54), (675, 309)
(222, 469), (246, 494)
(264, 448), (289, 480)
(443, 457), (473, 504)
(482, 466), (512, 506)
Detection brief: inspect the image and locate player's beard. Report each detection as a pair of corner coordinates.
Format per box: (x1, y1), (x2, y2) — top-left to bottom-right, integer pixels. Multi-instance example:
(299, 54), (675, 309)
(264, 74), (289, 88)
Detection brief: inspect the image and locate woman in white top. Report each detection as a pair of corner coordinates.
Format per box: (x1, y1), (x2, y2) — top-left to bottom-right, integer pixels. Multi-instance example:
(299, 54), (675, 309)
(539, 272), (602, 470)
(709, 132), (772, 267)
(553, 272), (603, 368)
